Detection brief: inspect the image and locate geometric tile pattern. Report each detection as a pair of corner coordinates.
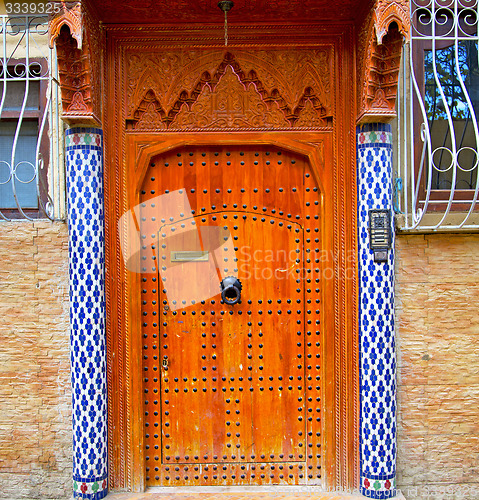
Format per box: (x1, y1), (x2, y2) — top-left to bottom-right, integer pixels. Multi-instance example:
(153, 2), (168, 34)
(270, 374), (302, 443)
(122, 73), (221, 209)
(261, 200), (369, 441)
(66, 131), (103, 148)
(66, 127), (108, 500)
(357, 123), (396, 499)
(357, 130), (393, 146)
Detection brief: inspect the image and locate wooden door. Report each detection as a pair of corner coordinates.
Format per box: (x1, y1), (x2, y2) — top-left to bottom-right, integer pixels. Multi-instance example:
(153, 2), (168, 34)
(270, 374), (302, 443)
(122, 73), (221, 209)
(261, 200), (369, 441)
(105, 27), (360, 492)
(140, 145), (323, 486)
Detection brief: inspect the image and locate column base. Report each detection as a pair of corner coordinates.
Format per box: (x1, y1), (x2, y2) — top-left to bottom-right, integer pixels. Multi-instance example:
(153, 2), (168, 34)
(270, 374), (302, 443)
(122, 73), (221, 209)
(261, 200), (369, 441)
(361, 474), (396, 498)
(73, 474), (108, 499)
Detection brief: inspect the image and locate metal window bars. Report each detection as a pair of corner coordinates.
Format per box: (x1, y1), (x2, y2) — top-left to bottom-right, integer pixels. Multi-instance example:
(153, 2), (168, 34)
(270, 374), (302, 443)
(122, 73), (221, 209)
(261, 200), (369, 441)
(0, 14), (64, 221)
(396, 0), (479, 230)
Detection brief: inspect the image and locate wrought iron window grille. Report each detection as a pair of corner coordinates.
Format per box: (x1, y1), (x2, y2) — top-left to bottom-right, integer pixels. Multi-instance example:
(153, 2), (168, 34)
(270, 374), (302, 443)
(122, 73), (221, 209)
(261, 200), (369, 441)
(396, 0), (479, 231)
(0, 14), (64, 221)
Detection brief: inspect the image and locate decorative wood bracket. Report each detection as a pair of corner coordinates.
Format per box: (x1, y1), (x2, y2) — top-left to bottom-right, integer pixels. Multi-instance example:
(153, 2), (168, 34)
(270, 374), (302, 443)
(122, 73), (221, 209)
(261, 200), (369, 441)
(357, 0), (410, 124)
(49, 1), (103, 126)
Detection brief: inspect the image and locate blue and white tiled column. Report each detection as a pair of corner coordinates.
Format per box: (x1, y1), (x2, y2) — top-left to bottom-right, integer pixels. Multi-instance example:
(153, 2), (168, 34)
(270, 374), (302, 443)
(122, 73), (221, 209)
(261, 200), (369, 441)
(357, 123), (396, 498)
(66, 128), (108, 499)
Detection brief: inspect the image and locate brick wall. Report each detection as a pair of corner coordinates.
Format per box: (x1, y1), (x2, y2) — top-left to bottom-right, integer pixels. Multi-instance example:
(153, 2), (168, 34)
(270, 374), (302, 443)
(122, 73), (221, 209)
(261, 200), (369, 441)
(396, 234), (479, 500)
(0, 221), (71, 499)
(1, 223), (478, 500)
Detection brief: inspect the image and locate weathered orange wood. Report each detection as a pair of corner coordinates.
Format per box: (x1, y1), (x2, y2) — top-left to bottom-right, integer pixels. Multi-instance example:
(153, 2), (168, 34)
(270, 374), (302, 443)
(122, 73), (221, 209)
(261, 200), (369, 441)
(140, 146), (311, 485)
(104, 21), (359, 493)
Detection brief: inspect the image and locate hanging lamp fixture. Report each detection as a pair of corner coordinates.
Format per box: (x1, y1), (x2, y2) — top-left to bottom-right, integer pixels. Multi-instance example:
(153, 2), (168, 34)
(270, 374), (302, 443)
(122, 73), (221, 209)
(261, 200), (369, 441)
(218, 1), (234, 46)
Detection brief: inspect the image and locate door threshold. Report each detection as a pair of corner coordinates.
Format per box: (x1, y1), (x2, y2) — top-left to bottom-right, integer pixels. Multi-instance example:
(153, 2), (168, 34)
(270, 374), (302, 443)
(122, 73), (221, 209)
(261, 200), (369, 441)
(106, 485), (406, 499)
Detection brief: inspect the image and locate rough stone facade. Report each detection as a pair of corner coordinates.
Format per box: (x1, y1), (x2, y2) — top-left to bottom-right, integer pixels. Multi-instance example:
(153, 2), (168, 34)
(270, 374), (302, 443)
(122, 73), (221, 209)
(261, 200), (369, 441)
(1, 223), (479, 500)
(396, 233), (479, 500)
(0, 221), (71, 500)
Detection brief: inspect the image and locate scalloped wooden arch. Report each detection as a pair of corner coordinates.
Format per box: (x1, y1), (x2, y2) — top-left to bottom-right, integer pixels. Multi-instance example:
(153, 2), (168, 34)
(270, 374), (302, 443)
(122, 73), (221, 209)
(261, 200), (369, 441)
(374, 0), (410, 44)
(357, 0), (410, 124)
(127, 52), (332, 130)
(49, 1), (103, 125)
(49, 2), (83, 49)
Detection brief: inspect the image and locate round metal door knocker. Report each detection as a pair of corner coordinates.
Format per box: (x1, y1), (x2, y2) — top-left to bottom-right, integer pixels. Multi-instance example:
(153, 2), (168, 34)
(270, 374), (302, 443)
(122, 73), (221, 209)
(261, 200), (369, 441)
(220, 276), (242, 305)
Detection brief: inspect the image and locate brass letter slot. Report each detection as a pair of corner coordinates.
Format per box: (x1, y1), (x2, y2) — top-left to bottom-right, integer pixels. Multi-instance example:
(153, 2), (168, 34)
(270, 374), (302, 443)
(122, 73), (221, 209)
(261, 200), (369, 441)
(171, 250), (209, 262)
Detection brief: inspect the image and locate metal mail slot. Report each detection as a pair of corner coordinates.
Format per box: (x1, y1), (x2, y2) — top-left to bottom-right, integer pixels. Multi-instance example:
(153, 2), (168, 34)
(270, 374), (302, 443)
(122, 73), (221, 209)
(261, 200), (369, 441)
(171, 250), (209, 262)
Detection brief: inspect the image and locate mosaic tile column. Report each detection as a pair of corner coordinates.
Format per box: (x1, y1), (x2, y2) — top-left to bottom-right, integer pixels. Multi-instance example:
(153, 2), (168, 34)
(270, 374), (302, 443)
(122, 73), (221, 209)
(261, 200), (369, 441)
(357, 123), (396, 498)
(66, 128), (108, 499)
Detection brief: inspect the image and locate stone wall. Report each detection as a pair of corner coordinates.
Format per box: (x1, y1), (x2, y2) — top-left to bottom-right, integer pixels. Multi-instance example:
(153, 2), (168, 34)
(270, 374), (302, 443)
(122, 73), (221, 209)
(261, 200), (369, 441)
(0, 221), (71, 500)
(396, 233), (479, 500)
(2, 223), (479, 500)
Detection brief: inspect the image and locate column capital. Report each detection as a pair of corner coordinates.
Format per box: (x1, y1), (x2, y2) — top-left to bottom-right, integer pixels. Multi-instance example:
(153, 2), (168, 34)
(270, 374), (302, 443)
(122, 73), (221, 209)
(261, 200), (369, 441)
(356, 0), (410, 125)
(357, 123), (393, 149)
(49, 1), (104, 126)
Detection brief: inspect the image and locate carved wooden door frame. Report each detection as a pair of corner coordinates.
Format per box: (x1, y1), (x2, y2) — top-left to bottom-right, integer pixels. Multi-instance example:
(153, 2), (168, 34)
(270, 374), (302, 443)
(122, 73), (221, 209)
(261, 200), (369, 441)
(103, 25), (359, 492)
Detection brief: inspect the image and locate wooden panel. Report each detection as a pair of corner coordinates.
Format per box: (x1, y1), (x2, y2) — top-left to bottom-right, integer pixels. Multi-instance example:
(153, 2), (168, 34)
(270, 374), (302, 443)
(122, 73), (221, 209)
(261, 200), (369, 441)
(152, 463), (305, 485)
(159, 216), (303, 460)
(95, 0), (365, 25)
(140, 145), (315, 485)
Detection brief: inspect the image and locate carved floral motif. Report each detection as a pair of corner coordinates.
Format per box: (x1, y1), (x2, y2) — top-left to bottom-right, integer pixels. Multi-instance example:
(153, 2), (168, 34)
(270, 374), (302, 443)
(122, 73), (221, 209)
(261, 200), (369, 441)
(172, 66), (290, 130)
(296, 99), (329, 129)
(127, 50), (332, 131)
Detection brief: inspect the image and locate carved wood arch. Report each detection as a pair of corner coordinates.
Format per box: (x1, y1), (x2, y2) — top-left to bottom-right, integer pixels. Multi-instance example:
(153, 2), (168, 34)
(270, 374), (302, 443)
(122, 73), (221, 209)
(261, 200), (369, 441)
(126, 51), (333, 131)
(49, 1), (83, 48)
(49, 1), (104, 125)
(357, 0), (410, 123)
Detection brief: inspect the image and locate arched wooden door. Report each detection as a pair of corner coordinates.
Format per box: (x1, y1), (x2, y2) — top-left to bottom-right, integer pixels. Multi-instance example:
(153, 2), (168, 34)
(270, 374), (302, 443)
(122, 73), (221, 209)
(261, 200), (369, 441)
(139, 145), (323, 486)
(106, 31), (359, 491)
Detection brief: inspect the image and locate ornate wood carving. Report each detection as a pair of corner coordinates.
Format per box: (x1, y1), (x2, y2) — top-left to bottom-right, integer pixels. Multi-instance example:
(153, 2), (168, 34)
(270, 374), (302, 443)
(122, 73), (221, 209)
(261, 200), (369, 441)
(126, 50), (332, 131)
(374, 0), (410, 44)
(357, 0), (410, 123)
(105, 24), (359, 494)
(173, 66), (291, 130)
(49, 1), (83, 47)
(49, 1), (104, 125)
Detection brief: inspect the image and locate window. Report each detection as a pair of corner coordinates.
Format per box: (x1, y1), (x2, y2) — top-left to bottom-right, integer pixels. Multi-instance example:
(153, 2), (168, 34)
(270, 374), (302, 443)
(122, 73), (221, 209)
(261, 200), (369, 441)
(424, 39), (479, 190)
(396, 0), (479, 230)
(0, 15), (63, 221)
(0, 63), (46, 213)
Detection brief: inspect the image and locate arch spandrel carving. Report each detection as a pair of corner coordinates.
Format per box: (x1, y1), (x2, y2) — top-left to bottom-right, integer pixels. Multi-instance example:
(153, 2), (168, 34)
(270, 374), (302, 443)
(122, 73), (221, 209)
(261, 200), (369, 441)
(49, 0), (104, 126)
(126, 50), (333, 131)
(126, 51), (225, 119)
(172, 65), (291, 130)
(234, 49), (332, 113)
(357, 0), (410, 124)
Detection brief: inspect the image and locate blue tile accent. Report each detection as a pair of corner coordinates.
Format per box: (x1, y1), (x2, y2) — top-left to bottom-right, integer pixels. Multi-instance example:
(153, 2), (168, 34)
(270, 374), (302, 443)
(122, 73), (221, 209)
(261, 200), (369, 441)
(357, 123), (396, 498)
(66, 128), (108, 500)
